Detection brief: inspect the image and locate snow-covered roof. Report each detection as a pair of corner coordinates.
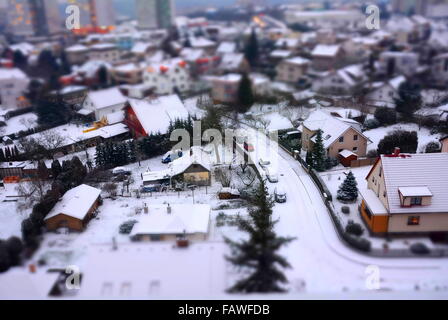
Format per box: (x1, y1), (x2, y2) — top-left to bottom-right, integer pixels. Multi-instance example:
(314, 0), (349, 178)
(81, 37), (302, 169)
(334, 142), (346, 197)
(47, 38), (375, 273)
(270, 49), (293, 58)
(359, 188), (388, 215)
(130, 204), (210, 236)
(66, 44), (89, 53)
(59, 85), (87, 95)
(0, 270), (59, 299)
(9, 42), (34, 56)
(78, 242), (227, 298)
(275, 37), (300, 48)
(219, 53), (245, 70)
(304, 110), (363, 148)
(398, 186), (433, 197)
(0, 68), (28, 80)
(284, 56), (310, 66)
(179, 48), (205, 62)
(86, 87), (127, 110)
(389, 75), (406, 90)
(190, 36), (216, 48)
(146, 58), (188, 75)
(380, 153), (448, 214)
(386, 16), (415, 33)
(73, 60), (112, 78)
(45, 184), (101, 221)
(339, 149), (356, 158)
(127, 95), (189, 134)
(209, 73), (242, 83)
(216, 41), (236, 54)
(90, 43), (117, 51)
(131, 42), (154, 55)
(311, 44), (340, 57)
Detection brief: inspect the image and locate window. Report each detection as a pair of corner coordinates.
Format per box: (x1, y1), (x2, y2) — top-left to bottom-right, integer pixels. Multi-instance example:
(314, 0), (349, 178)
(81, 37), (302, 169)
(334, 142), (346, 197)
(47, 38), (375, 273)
(383, 191), (387, 198)
(353, 135), (358, 141)
(353, 147), (358, 152)
(411, 197), (422, 205)
(407, 216), (420, 226)
(338, 149), (343, 153)
(338, 136), (344, 143)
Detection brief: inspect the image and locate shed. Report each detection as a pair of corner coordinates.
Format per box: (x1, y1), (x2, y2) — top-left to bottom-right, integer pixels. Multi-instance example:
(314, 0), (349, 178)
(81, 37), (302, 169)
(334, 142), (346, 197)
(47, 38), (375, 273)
(338, 149), (358, 167)
(44, 184), (101, 232)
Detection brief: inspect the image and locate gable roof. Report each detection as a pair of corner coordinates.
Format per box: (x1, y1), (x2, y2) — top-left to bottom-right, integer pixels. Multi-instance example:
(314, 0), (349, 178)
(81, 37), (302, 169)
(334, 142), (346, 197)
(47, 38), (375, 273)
(303, 110), (367, 149)
(130, 204), (210, 236)
(127, 95), (189, 135)
(45, 184), (101, 221)
(86, 87), (127, 110)
(311, 44), (341, 57)
(379, 153), (448, 214)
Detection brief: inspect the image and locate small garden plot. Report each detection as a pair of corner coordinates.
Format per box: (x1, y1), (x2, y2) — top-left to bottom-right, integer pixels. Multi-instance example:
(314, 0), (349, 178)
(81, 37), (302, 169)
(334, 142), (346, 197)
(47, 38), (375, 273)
(320, 166), (448, 252)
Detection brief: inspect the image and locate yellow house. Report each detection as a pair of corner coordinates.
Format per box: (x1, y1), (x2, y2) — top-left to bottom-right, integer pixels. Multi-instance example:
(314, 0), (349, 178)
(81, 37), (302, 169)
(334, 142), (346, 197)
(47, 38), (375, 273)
(360, 150), (448, 235)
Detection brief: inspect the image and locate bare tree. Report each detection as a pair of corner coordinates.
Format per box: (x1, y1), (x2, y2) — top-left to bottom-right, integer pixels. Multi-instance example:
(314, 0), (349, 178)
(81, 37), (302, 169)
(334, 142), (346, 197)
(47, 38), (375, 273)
(103, 183), (118, 198)
(37, 130), (66, 153)
(15, 178), (50, 211)
(281, 105), (308, 128)
(215, 167), (232, 188)
(236, 165), (256, 187)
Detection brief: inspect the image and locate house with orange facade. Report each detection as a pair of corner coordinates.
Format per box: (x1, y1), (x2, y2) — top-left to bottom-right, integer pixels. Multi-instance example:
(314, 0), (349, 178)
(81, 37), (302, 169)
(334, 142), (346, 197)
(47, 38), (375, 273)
(360, 149), (448, 236)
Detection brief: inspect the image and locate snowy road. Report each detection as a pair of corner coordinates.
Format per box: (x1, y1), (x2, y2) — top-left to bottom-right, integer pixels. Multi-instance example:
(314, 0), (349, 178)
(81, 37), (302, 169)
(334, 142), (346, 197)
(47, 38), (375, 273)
(245, 127), (448, 296)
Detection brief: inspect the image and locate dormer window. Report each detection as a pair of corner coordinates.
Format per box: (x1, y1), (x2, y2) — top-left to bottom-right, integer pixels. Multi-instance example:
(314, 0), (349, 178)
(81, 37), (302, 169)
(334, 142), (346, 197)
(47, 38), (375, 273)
(398, 186), (432, 207)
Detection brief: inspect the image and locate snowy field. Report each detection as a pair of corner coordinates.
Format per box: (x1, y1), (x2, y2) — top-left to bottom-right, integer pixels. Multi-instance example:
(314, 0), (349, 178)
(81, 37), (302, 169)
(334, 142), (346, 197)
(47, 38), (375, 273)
(363, 123), (441, 153)
(1, 112), (37, 136)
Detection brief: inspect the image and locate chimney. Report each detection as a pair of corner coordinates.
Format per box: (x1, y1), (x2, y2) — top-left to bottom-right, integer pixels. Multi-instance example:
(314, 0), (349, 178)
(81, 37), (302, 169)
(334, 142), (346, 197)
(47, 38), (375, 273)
(29, 264), (36, 273)
(393, 147), (400, 157)
(167, 203), (172, 214)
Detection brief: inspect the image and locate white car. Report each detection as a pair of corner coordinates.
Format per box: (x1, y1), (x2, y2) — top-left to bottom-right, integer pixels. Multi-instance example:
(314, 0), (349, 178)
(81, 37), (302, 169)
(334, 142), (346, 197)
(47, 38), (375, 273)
(265, 169), (279, 183)
(274, 187), (287, 203)
(259, 158), (271, 169)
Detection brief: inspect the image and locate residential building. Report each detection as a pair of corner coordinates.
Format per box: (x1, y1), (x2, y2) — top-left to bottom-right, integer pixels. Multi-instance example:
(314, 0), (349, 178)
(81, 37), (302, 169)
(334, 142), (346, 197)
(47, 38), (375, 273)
(431, 53), (448, 87)
(360, 151), (448, 235)
(81, 87), (127, 121)
(44, 184), (102, 232)
(65, 45), (90, 65)
(136, 0), (175, 30)
(378, 51), (419, 77)
(312, 64), (367, 95)
(0, 68), (30, 109)
(142, 58), (191, 95)
(365, 76), (406, 109)
(219, 53), (250, 74)
(275, 56), (311, 84)
(111, 62), (147, 85)
(285, 10), (364, 29)
(130, 204), (210, 242)
(311, 44), (343, 71)
(124, 95), (189, 137)
(441, 136), (448, 152)
(88, 43), (120, 64)
(299, 110), (369, 159)
(208, 74), (242, 104)
(49, 85), (88, 106)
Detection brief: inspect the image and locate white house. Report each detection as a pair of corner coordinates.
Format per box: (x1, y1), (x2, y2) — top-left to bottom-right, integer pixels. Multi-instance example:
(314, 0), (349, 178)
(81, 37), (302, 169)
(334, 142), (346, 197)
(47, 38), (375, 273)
(378, 51), (419, 77)
(275, 56), (311, 84)
(143, 58), (191, 95)
(81, 87), (127, 121)
(0, 68), (30, 109)
(88, 43), (121, 64)
(130, 204), (211, 242)
(312, 64), (367, 95)
(365, 75), (406, 109)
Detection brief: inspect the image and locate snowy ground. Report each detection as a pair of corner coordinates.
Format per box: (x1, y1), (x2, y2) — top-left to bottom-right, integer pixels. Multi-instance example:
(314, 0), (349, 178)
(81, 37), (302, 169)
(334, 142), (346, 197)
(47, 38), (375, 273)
(363, 123), (441, 153)
(1, 112), (37, 136)
(0, 183), (31, 239)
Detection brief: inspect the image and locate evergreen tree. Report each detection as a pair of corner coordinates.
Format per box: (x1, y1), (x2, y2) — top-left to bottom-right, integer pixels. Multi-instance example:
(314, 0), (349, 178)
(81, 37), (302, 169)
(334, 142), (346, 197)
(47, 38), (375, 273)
(311, 129), (326, 172)
(13, 50), (27, 70)
(51, 159), (62, 178)
(337, 171), (358, 202)
(35, 95), (70, 127)
(127, 140), (137, 163)
(95, 144), (105, 169)
(244, 28), (259, 67)
(395, 81), (422, 119)
(225, 181), (294, 293)
(37, 160), (49, 180)
(237, 73), (254, 113)
(98, 65), (109, 88)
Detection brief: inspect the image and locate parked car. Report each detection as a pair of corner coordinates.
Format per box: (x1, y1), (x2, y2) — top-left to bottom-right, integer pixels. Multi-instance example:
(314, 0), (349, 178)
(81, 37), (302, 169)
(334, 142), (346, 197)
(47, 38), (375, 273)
(140, 184), (161, 193)
(162, 150), (183, 164)
(266, 169), (279, 183)
(274, 187), (287, 203)
(259, 158), (271, 169)
(112, 167), (131, 176)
